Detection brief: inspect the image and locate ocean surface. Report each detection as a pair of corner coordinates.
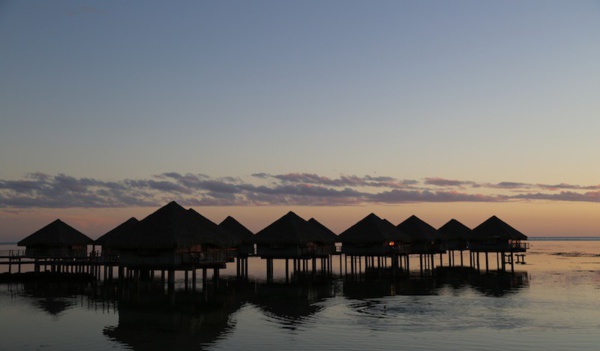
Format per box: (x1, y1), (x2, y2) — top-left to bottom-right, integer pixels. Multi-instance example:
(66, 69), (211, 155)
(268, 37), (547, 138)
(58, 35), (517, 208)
(2, 239), (600, 350)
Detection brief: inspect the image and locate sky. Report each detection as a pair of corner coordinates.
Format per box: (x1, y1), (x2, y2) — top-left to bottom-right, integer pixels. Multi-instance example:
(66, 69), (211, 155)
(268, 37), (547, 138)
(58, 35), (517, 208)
(1, 1), (600, 241)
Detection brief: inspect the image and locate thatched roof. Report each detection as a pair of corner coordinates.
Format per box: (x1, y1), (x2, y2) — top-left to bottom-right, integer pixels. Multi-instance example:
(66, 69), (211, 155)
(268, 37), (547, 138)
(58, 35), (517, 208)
(472, 216), (527, 241)
(438, 219), (473, 242)
(95, 217), (139, 246)
(307, 218), (338, 243)
(108, 201), (228, 250)
(338, 213), (412, 244)
(254, 211), (333, 245)
(187, 208), (240, 246)
(219, 216), (255, 245)
(18, 219), (93, 247)
(396, 215), (440, 242)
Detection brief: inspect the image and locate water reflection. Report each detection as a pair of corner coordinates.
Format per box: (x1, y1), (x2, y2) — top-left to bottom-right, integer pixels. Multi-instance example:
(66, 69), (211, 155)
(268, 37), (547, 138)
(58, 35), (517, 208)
(4, 269), (529, 350)
(249, 279), (336, 329)
(344, 267), (529, 299)
(20, 282), (89, 316)
(103, 292), (242, 349)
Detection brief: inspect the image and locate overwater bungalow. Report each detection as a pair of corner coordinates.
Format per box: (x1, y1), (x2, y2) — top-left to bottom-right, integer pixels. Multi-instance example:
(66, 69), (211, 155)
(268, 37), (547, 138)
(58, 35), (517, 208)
(438, 219), (473, 252)
(396, 215), (443, 272)
(218, 216), (255, 258)
(107, 201), (230, 286)
(438, 219), (473, 266)
(338, 213), (411, 257)
(254, 211), (336, 259)
(95, 217), (139, 260)
(187, 208), (239, 262)
(470, 216), (528, 253)
(218, 216), (254, 278)
(338, 213), (412, 274)
(470, 215), (528, 271)
(254, 211), (337, 281)
(396, 215), (444, 255)
(18, 219), (93, 258)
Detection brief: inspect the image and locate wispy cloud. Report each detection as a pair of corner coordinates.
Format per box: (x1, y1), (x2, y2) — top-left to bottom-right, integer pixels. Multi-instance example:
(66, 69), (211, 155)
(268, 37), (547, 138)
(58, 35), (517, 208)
(371, 189), (501, 203)
(1, 172), (599, 209)
(536, 183), (600, 191)
(424, 177), (478, 188)
(254, 172), (418, 189)
(488, 182), (534, 189)
(511, 191), (600, 202)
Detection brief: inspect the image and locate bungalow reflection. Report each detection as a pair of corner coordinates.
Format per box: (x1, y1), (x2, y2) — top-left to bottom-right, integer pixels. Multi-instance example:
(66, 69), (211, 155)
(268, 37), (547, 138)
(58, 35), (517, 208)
(103, 278), (336, 349)
(1, 268), (530, 350)
(15, 281), (91, 316)
(343, 268), (529, 299)
(248, 280), (337, 329)
(103, 287), (246, 350)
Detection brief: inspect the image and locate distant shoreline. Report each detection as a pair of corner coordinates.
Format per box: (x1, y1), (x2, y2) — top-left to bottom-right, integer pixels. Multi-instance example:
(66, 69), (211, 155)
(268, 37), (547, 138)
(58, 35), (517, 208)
(528, 236), (600, 241)
(2, 237), (600, 246)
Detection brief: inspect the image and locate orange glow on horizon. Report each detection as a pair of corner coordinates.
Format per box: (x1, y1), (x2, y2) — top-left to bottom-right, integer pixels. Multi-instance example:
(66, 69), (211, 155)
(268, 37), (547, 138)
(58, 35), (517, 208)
(2, 201), (600, 242)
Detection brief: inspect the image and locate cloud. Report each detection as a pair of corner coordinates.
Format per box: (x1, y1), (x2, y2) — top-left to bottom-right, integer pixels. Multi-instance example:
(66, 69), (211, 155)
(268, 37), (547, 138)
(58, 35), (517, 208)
(487, 182), (533, 189)
(511, 191), (600, 202)
(483, 181), (600, 192)
(370, 189), (500, 203)
(424, 177), (477, 188)
(0, 180), (46, 194)
(255, 172), (418, 189)
(2, 172), (600, 210)
(536, 183), (600, 191)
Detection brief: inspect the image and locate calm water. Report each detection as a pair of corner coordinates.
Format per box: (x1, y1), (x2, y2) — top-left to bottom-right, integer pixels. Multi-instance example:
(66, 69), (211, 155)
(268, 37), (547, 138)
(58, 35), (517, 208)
(2, 240), (600, 350)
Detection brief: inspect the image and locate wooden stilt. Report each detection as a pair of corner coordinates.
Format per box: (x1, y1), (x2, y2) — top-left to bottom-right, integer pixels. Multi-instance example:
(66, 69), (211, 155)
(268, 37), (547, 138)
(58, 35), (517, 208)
(511, 252), (515, 273)
(192, 269), (197, 290)
(167, 269), (175, 291)
(485, 252), (489, 272)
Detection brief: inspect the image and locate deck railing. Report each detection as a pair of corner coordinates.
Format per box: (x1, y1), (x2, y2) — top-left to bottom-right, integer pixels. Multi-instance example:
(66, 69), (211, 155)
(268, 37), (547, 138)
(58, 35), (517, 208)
(191, 249), (235, 264)
(0, 250), (26, 258)
(22, 249), (89, 259)
(469, 241), (529, 252)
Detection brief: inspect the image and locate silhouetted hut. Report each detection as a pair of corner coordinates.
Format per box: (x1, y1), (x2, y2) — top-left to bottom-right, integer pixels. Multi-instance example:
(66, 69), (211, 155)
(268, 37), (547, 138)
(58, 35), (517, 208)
(470, 216), (528, 253)
(108, 201), (229, 270)
(470, 216), (528, 272)
(187, 208), (239, 262)
(254, 211), (335, 259)
(438, 219), (473, 267)
(396, 215), (444, 254)
(254, 212), (337, 281)
(438, 219), (473, 251)
(18, 219), (93, 258)
(219, 216), (255, 257)
(338, 213), (411, 256)
(95, 217), (139, 259)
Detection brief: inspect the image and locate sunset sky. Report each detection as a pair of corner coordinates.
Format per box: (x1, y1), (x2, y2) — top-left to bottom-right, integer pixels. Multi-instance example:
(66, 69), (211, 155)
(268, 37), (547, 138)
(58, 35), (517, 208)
(1, 1), (600, 242)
